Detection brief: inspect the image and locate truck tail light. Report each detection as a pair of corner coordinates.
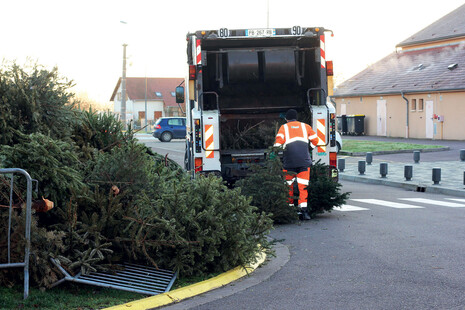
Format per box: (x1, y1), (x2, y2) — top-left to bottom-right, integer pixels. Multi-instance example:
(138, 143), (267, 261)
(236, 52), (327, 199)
(329, 152), (337, 168)
(326, 60), (334, 76)
(189, 65), (196, 80)
(194, 157), (203, 172)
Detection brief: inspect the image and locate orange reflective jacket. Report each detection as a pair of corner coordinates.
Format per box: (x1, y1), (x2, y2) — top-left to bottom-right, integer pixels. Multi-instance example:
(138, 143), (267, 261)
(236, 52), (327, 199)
(274, 121), (319, 169)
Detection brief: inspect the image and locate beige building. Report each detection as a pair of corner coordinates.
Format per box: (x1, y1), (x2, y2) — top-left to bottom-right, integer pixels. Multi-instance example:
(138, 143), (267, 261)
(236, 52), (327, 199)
(332, 4), (465, 140)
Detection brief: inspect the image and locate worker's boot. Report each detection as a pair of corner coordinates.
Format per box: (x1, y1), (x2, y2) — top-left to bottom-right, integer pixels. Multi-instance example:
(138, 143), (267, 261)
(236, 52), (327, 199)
(300, 207), (311, 220)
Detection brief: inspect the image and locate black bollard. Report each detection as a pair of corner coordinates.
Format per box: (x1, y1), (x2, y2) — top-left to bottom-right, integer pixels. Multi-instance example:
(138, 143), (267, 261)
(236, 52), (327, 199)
(460, 149), (465, 162)
(404, 165), (413, 181)
(338, 158), (346, 172)
(432, 167), (441, 185)
(380, 162), (388, 178)
(413, 151), (420, 164)
(366, 152), (373, 165)
(358, 160), (366, 175)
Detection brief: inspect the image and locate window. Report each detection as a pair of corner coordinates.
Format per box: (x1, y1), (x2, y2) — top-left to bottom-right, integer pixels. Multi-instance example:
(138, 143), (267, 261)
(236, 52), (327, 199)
(171, 92), (176, 97)
(411, 99), (417, 111)
(155, 92), (163, 97)
(168, 118), (183, 126)
(418, 99), (424, 111)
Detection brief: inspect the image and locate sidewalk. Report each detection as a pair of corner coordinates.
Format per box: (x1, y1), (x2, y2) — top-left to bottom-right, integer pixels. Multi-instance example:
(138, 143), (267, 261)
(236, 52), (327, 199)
(338, 137), (465, 197)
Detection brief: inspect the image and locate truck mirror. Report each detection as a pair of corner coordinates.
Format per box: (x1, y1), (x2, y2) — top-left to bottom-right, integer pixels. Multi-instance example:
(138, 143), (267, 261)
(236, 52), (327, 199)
(175, 86), (185, 103)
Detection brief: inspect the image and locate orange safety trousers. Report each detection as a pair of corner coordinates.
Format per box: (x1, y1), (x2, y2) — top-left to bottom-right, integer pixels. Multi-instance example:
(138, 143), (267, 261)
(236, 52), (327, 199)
(283, 167), (310, 209)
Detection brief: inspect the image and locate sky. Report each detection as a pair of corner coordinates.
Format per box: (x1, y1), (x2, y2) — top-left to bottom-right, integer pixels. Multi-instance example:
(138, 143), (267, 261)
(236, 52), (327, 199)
(1, 0), (464, 104)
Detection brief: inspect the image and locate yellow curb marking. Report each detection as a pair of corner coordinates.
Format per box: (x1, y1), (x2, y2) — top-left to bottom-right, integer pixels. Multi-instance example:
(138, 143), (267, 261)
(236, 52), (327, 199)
(104, 250), (266, 310)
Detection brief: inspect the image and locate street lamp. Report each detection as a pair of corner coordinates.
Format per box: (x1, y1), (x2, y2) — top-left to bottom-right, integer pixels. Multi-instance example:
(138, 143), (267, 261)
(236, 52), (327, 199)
(145, 74), (148, 132)
(120, 21), (128, 128)
(121, 43), (127, 128)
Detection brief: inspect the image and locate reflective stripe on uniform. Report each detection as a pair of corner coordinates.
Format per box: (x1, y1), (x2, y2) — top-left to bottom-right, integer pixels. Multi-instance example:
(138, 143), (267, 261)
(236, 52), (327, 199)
(301, 124), (308, 141)
(309, 133), (318, 140)
(283, 123), (290, 147)
(286, 136), (309, 144)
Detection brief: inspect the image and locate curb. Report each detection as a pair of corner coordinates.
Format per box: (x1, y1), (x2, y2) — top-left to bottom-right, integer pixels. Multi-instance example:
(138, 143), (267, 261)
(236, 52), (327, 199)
(340, 174), (465, 198)
(103, 250), (267, 310)
(340, 147), (450, 156)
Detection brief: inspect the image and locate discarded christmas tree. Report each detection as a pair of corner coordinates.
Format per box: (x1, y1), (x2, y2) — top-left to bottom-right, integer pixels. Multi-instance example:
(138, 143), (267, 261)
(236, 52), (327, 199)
(307, 160), (350, 218)
(0, 61), (274, 290)
(235, 155), (299, 224)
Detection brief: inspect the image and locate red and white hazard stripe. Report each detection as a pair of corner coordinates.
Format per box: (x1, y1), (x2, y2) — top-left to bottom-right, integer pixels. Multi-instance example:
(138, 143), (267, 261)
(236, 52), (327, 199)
(316, 119), (326, 153)
(320, 35), (325, 69)
(196, 39), (202, 65)
(205, 124), (214, 158)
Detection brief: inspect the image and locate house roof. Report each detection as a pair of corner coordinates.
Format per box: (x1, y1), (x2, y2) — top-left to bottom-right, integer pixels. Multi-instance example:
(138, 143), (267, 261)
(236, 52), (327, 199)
(333, 43), (465, 97)
(110, 77), (184, 107)
(397, 4), (465, 48)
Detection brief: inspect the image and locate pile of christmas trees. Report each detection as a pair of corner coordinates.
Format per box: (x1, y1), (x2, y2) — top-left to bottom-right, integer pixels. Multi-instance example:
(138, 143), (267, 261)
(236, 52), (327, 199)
(0, 62), (272, 289)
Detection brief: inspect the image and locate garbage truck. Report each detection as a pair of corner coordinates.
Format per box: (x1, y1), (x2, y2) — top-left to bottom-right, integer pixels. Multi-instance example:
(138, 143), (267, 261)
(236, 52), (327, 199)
(175, 26), (338, 183)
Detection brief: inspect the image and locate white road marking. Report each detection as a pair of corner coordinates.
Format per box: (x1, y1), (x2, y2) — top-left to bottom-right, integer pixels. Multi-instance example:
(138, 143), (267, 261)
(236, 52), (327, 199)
(399, 198), (465, 208)
(445, 198), (465, 203)
(335, 205), (370, 212)
(352, 199), (424, 209)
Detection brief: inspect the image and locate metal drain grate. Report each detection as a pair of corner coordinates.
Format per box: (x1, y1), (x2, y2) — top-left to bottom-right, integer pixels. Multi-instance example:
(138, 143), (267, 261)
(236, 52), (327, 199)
(51, 259), (177, 295)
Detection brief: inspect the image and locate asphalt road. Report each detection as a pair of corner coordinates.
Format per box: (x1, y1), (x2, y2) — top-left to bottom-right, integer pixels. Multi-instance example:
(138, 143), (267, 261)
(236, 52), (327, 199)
(165, 181), (465, 310)
(138, 136), (186, 166)
(137, 136), (465, 309)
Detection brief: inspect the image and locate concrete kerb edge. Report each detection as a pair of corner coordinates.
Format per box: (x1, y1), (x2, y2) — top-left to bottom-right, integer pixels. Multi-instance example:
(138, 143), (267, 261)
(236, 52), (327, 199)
(340, 174), (465, 198)
(103, 249), (268, 310)
(340, 147), (450, 156)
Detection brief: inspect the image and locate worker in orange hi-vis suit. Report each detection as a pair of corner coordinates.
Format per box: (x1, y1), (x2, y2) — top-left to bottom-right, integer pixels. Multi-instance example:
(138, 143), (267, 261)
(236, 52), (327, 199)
(274, 109), (319, 220)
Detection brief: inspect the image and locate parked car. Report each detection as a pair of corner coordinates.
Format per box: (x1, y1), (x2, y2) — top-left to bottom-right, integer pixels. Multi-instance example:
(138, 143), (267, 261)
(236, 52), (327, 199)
(153, 117), (186, 142)
(336, 131), (343, 153)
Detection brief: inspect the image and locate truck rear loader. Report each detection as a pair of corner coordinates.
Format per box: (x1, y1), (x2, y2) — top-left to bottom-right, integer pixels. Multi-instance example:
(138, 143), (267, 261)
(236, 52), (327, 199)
(176, 26), (338, 183)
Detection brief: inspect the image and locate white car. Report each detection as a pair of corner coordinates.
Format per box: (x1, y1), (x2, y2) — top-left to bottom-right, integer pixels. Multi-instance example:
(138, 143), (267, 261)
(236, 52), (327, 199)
(336, 132), (343, 153)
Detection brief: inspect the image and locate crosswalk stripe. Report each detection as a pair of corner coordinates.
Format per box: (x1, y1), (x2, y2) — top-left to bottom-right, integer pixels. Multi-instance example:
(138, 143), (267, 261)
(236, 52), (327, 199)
(445, 198), (465, 203)
(335, 205), (370, 212)
(399, 198), (465, 208)
(351, 199), (424, 209)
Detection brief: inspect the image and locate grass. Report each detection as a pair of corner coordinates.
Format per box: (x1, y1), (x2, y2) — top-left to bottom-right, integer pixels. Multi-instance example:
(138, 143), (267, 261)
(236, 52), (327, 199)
(0, 283), (143, 310)
(0, 272), (221, 310)
(341, 139), (445, 154)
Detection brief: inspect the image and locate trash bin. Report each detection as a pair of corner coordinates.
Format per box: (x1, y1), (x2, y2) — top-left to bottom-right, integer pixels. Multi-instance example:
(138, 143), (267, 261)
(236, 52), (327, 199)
(354, 114), (365, 135)
(346, 115), (355, 135)
(339, 115), (348, 135)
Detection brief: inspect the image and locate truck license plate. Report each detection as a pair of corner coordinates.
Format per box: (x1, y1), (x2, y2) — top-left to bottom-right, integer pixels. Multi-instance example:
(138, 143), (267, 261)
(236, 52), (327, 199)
(245, 28), (276, 37)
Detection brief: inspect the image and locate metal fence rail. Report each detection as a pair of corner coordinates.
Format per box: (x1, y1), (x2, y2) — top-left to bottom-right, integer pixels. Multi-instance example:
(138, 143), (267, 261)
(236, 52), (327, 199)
(0, 168), (33, 299)
(51, 259), (177, 295)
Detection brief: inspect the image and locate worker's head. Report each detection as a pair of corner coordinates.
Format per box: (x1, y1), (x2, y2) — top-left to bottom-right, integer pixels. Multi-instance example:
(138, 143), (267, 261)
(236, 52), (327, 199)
(285, 109), (297, 122)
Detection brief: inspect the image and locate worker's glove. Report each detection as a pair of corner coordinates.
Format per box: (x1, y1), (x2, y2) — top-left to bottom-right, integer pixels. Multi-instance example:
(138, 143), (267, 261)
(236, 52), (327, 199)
(269, 152), (276, 160)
